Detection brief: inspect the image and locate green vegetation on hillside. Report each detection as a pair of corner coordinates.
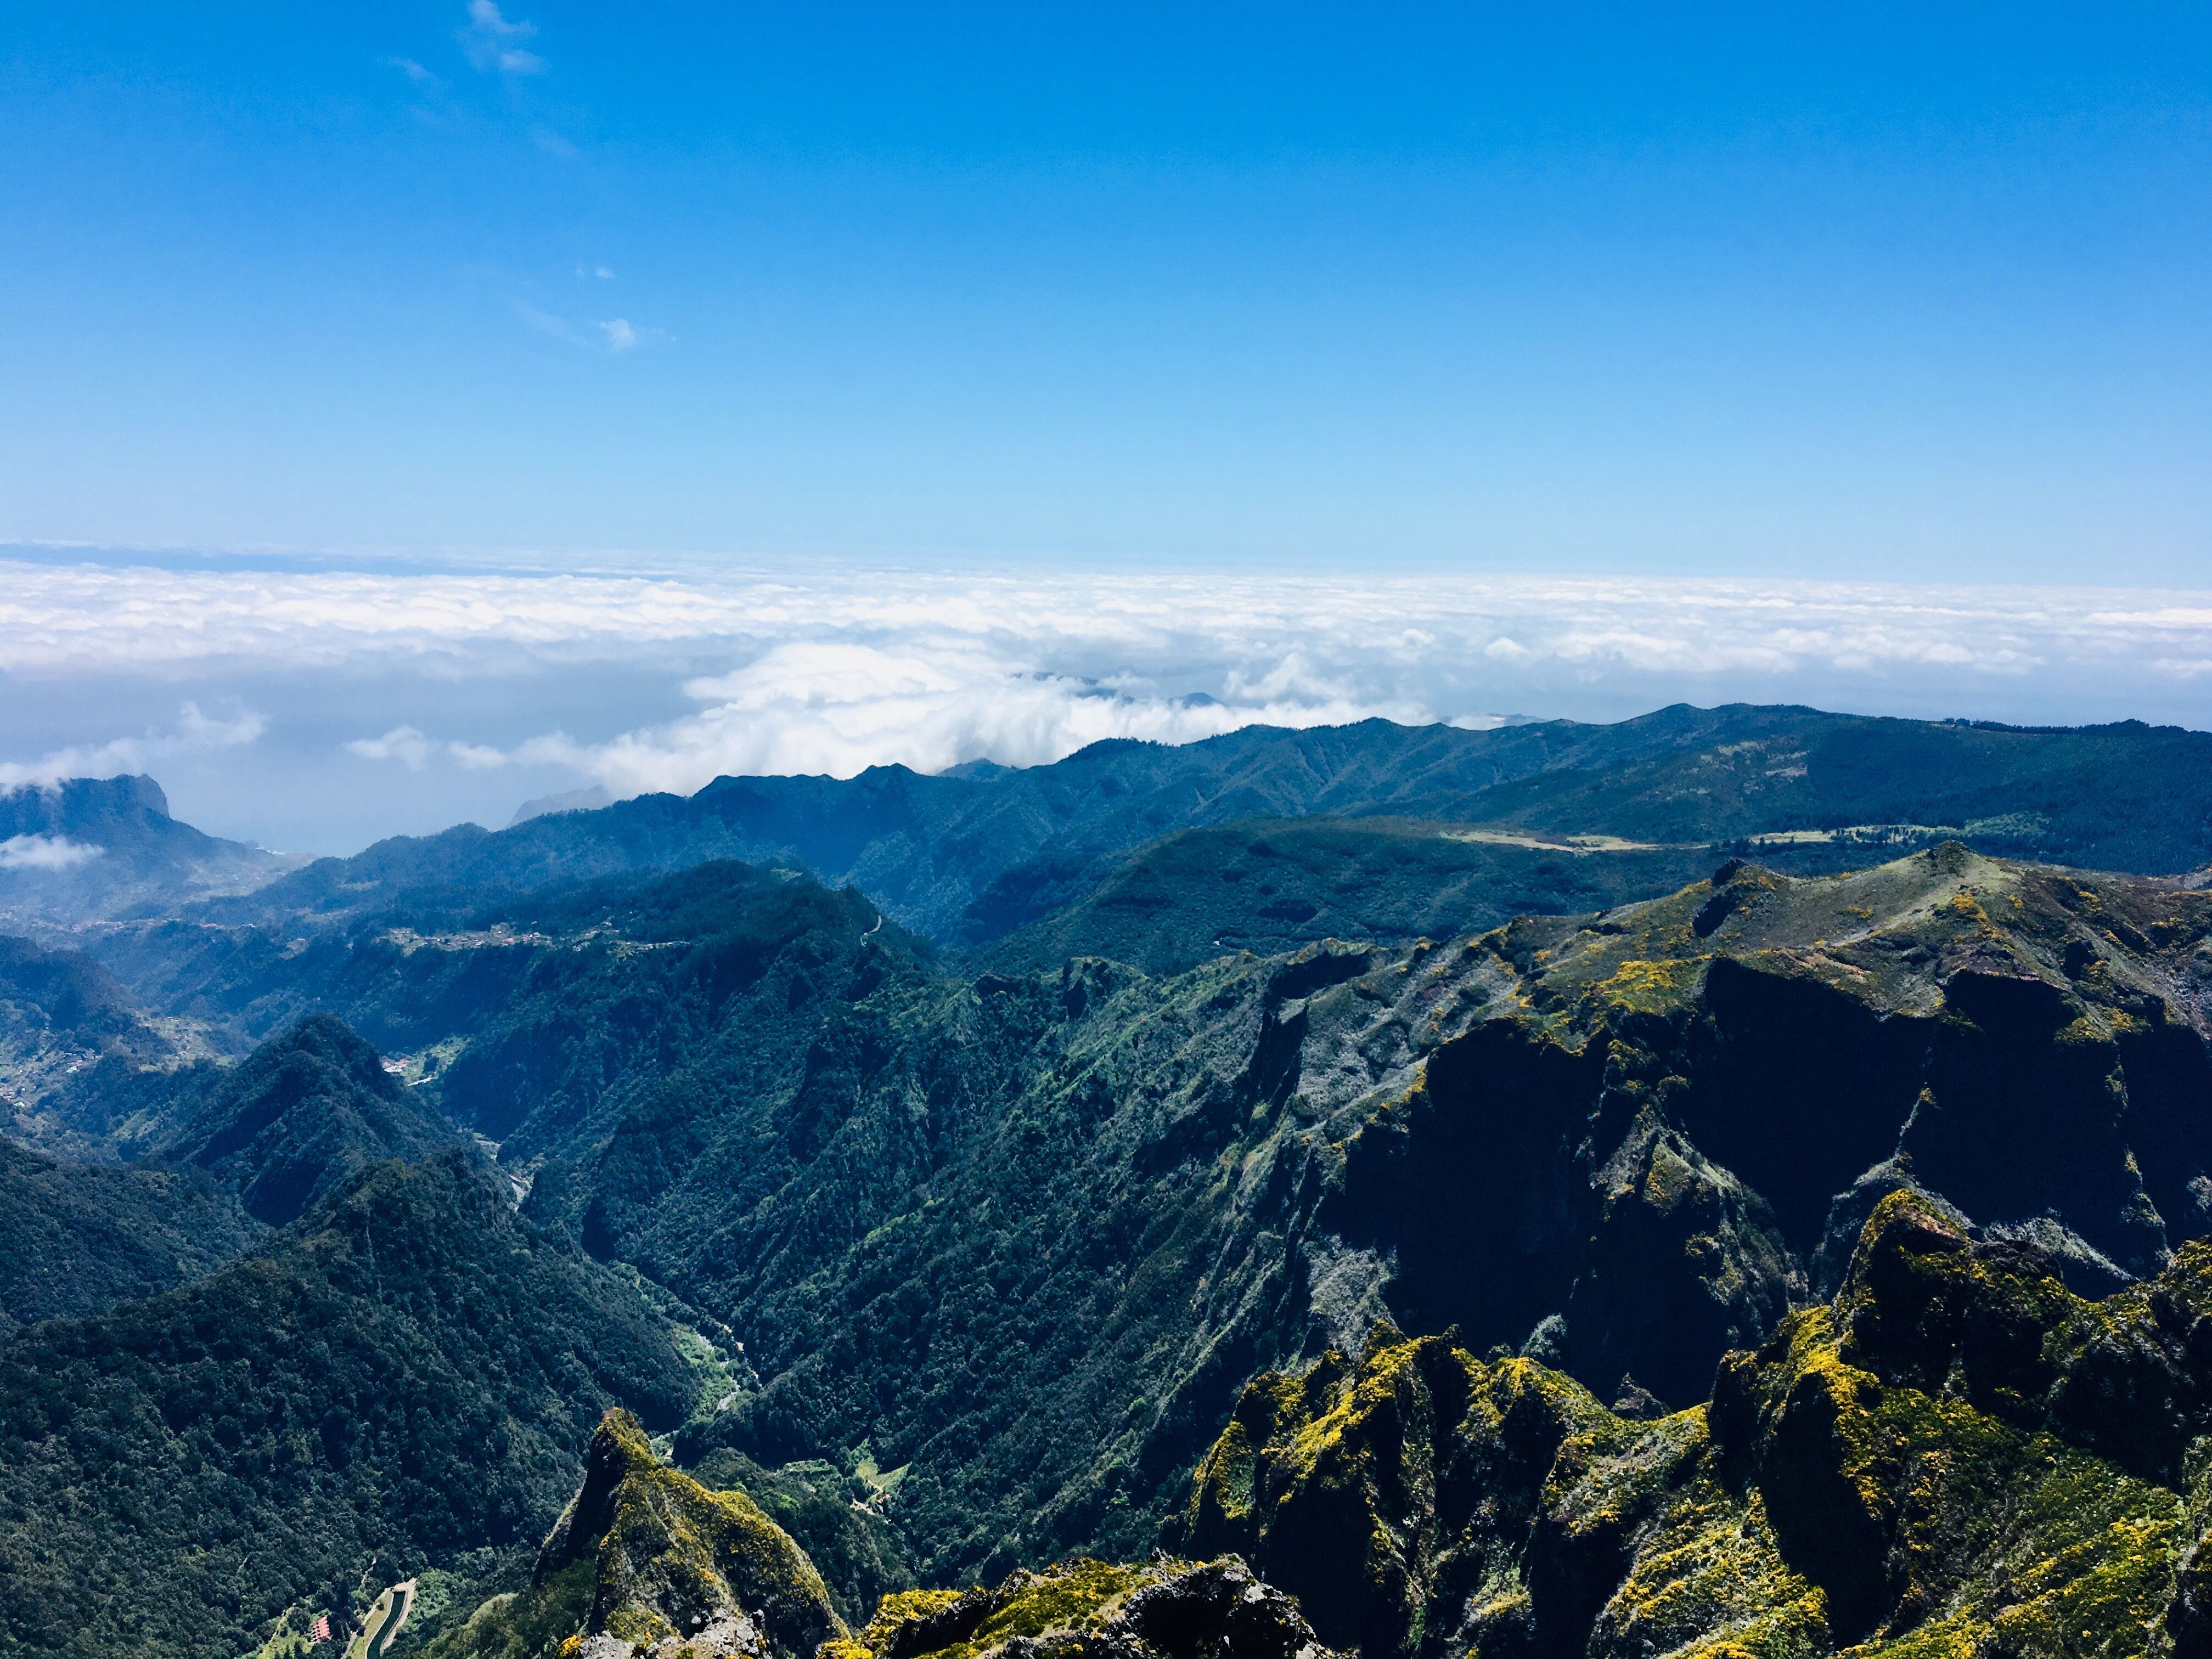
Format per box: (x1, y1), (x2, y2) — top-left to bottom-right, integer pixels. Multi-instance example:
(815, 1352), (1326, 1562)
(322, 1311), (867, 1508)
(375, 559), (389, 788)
(0, 1136), (264, 1331)
(984, 815), (1713, 975)
(0, 1155), (697, 1659)
(0, 931), (181, 1153)
(689, 1449), (915, 1627)
(10, 809), (2212, 1659)
(422, 1410), (843, 1659)
(63, 842), (2196, 1598)
(154, 1013), (468, 1223)
(823, 1553), (1342, 1659)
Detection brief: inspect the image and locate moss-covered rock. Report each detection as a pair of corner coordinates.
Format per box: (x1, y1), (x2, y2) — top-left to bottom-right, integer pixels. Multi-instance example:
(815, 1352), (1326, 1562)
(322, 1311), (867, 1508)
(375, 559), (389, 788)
(1172, 1187), (2212, 1659)
(1165, 1330), (1613, 1659)
(821, 1555), (1341, 1659)
(429, 1410), (846, 1659)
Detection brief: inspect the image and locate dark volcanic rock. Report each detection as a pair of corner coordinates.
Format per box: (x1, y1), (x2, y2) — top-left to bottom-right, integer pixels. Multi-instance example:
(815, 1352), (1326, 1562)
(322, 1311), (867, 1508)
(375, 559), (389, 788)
(827, 1555), (1342, 1659)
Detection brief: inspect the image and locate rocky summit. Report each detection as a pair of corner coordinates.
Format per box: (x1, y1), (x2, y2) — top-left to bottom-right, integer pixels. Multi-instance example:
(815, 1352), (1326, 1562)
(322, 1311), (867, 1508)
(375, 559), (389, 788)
(427, 1410), (843, 1659)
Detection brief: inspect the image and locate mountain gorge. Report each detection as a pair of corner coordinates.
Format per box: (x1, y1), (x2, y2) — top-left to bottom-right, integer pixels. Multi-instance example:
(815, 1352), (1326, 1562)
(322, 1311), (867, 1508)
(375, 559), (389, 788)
(5, 708), (2212, 1659)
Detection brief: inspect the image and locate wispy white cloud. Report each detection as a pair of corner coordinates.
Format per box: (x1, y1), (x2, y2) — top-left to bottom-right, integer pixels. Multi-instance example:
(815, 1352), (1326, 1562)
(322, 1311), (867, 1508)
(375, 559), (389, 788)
(0, 701), (264, 791)
(514, 300), (584, 345)
(385, 55), (440, 86)
(460, 0), (545, 75)
(0, 834), (103, 872)
(516, 304), (659, 352)
(345, 726), (432, 769)
(437, 637), (1426, 796)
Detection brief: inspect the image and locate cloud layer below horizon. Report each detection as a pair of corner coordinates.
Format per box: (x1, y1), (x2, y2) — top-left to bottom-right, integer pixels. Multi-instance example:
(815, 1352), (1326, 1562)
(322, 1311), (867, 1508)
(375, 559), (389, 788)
(3, 557), (2209, 852)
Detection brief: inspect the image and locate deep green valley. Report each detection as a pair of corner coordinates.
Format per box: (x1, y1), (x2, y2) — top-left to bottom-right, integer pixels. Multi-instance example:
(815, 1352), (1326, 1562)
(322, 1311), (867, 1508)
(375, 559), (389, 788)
(4, 708), (2212, 1659)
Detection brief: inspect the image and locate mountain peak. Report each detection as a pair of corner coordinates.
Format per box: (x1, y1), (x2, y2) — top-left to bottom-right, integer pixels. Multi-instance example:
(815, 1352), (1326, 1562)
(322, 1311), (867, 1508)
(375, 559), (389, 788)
(159, 1013), (466, 1225)
(528, 1408), (845, 1659)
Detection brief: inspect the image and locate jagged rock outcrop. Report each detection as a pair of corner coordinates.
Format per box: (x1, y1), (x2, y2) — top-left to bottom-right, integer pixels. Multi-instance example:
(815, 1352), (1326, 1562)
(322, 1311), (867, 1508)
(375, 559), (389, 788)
(1166, 1331), (1609, 1659)
(429, 1410), (845, 1659)
(1168, 1187), (2212, 1659)
(819, 1555), (1342, 1659)
(1335, 844), (2212, 1412)
(543, 1410), (845, 1659)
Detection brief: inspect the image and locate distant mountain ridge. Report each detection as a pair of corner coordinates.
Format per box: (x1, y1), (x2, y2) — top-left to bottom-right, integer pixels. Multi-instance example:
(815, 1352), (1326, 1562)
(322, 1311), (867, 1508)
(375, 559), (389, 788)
(0, 773), (302, 924)
(192, 704), (2212, 944)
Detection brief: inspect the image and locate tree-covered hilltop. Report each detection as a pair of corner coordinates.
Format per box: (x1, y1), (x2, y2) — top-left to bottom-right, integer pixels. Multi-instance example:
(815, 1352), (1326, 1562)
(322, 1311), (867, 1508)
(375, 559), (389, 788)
(152, 1012), (469, 1223)
(1, 1013), (468, 1329)
(0, 1154), (699, 1659)
(981, 814), (1717, 975)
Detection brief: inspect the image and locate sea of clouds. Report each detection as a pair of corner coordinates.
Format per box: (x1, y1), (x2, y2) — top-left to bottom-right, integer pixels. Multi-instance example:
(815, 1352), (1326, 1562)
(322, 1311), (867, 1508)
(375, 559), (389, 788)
(2, 556), (2208, 851)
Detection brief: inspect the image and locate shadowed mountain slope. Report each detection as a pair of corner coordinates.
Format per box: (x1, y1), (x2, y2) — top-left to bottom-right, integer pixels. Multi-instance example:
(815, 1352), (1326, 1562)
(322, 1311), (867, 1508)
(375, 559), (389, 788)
(16, 841), (2212, 1638)
(238, 842), (2192, 1589)
(2, 1008), (463, 1334)
(984, 815), (1715, 975)
(151, 1012), (468, 1224)
(1170, 1185), (2212, 1659)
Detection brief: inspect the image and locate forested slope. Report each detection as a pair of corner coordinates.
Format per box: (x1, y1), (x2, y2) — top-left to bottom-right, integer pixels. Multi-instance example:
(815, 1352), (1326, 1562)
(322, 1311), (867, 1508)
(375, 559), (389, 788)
(0, 1154), (697, 1659)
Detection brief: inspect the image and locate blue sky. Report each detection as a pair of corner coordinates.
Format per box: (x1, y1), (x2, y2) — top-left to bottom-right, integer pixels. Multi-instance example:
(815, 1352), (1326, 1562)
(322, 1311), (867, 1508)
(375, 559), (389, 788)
(4, 4), (2207, 579)
(2, 7), (2209, 853)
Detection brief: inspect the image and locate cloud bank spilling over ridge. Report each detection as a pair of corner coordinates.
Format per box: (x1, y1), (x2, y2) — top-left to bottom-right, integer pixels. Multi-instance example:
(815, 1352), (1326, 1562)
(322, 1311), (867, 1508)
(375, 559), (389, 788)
(0, 702), (265, 793)
(2, 557), (2209, 848)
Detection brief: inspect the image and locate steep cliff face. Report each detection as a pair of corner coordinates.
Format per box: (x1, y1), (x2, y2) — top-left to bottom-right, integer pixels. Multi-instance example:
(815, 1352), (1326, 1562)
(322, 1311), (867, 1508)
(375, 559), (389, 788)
(1166, 1333), (1610, 1659)
(1170, 1187), (2212, 1659)
(600, 844), (2212, 1582)
(30, 844), (2207, 1617)
(1335, 845), (2212, 1408)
